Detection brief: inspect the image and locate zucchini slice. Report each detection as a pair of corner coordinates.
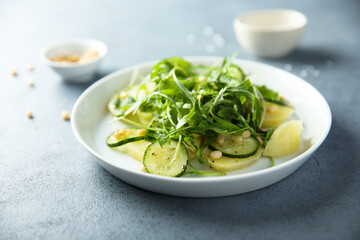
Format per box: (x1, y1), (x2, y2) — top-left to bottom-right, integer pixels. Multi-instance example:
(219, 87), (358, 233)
(203, 146), (264, 172)
(143, 141), (188, 177)
(106, 129), (145, 147)
(209, 135), (259, 158)
(108, 94), (122, 116)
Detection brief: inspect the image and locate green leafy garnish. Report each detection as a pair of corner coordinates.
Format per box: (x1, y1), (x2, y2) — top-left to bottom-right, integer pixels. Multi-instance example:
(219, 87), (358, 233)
(256, 85), (287, 106)
(109, 55), (283, 177)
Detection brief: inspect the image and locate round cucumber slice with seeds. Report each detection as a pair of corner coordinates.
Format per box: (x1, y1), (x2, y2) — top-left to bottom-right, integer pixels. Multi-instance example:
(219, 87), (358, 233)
(209, 135), (259, 158)
(143, 141), (188, 177)
(106, 129), (145, 147)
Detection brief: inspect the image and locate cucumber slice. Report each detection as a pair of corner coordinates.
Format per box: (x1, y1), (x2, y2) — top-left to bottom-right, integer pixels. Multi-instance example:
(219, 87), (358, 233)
(143, 141), (188, 177)
(106, 129), (145, 147)
(108, 94), (122, 116)
(203, 147), (264, 172)
(209, 135), (259, 158)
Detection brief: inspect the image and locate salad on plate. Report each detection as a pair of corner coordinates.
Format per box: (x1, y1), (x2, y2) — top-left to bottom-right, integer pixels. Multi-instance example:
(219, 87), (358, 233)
(105, 54), (302, 177)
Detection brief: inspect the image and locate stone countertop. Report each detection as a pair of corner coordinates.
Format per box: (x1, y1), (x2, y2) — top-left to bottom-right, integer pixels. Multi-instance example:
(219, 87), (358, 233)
(1, 0), (359, 239)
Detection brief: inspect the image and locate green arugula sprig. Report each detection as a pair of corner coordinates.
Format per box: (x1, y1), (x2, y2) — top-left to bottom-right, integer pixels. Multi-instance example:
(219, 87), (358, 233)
(112, 55), (275, 175)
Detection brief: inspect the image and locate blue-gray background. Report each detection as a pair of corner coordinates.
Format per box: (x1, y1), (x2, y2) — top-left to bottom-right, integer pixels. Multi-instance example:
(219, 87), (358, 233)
(1, 0), (359, 239)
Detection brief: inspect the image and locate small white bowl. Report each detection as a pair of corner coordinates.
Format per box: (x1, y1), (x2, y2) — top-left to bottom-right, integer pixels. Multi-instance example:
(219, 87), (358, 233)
(233, 9), (307, 58)
(40, 39), (107, 83)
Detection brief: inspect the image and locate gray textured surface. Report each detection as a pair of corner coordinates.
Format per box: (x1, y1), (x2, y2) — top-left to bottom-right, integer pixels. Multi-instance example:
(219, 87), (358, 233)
(1, 0), (360, 239)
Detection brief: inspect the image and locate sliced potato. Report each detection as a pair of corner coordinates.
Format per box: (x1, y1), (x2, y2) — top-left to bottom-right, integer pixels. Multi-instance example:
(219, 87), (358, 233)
(127, 82), (155, 100)
(262, 102), (294, 128)
(263, 120), (302, 158)
(136, 111), (154, 126)
(121, 140), (151, 161)
(202, 146), (264, 172)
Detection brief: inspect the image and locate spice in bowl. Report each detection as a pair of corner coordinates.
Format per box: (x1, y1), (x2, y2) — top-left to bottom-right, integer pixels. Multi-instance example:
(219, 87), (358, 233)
(49, 49), (99, 64)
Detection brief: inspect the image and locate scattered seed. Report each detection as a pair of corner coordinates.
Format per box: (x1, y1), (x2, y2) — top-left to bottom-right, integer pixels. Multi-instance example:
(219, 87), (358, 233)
(210, 150), (222, 159)
(232, 135), (243, 142)
(242, 130), (251, 138)
(280, 96), (286, 102)
(61, 110), (70, 121)
(10, 69), (18, 76)
(140, 166), (148, 173)
(26, 63), (34, 71)
(26, 110), (33, 119)
(27, 78), (34, 87)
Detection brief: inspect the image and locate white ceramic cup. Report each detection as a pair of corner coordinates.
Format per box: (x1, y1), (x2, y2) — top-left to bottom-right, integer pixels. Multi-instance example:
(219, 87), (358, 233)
(39, 38), (107, 83)
(233, 9), (307, 58)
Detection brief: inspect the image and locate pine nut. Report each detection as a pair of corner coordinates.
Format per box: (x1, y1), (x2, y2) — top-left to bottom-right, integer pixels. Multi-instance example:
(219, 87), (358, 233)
(242, 130), (251, 138)
(10, 69), (18, 76)
(114, 131), (123, 139)
(210, 150), (222, 159)
(216, 134), (224, 145)
(61, 110), (70, 121)
(199, 76), (207, 82)
(27, 78), (34, 87)
(26, 64), (34, 71)
(232, 135), (243, 142)
(120, 92), (128, 100)
(137, 128), (146, 136)
(26, 110), (33, 119)
(123, 128), (131, 137)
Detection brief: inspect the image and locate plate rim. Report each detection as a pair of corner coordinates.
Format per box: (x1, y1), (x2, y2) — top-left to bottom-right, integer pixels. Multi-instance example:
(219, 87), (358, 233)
(71, 56), (332, 183)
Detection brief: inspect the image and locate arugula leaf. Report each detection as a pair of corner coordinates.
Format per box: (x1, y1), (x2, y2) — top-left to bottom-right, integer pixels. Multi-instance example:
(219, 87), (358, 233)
(256, 85), (280, 102)
(108, 55), (285, 177)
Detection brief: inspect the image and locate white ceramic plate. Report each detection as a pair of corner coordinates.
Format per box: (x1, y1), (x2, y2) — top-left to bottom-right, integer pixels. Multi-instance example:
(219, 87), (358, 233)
(71, 57), (331, 197)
